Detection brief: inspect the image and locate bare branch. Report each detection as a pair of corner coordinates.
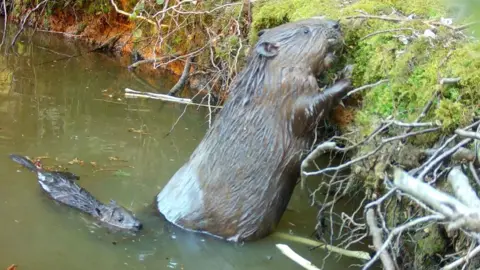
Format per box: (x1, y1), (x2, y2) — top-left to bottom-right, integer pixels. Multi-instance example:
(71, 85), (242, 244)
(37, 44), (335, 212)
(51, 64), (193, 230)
(441, 244), (480, 270)
(300, 142), (338, 189)
(455, 129), (480, 140)
(276, 244), (321, 270)
(168, 56), (193, 96)
(347, 79), (389, 97)
(362, 214), (444, 270)
(417, 138), (472, 180)
(440, 77), (461, 85)
(366, 209), (397, 270)
(360, 28), (414, 41)
(273, 232), (371, 260)
(447, 166), (480, 208)
(110, 0), (156, 25)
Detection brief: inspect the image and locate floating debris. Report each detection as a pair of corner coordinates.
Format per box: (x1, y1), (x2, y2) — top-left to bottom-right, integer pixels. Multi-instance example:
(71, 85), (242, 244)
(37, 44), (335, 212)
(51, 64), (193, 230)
(67, 157), (84, 165)
(108, 156), (128, 162)
(127, 128), (150, 135)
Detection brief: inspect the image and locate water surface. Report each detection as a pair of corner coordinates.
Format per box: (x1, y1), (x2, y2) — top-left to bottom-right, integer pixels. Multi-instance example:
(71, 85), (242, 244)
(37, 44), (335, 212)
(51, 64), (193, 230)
(0, 27), (365, 269)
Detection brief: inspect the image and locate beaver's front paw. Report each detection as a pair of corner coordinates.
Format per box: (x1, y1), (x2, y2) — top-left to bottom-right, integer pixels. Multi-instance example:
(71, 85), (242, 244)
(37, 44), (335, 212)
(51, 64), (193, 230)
(324, 52), (337, 69)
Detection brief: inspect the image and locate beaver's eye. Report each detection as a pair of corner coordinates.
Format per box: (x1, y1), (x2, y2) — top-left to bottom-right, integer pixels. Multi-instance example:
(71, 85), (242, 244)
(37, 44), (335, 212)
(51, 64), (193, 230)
(303, 28), (310, 34)
(118, 217), (124, 222)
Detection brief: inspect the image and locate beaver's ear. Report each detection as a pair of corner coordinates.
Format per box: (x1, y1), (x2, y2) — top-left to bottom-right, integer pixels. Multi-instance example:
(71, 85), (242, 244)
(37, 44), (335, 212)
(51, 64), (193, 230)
(256, 42), (279, 58)
(95, 208), (102, 216)
(257, 29), (267, 37)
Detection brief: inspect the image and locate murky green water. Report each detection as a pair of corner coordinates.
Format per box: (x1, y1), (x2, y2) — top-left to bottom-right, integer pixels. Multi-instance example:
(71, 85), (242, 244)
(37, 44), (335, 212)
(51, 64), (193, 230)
(0, 27), (366, 269)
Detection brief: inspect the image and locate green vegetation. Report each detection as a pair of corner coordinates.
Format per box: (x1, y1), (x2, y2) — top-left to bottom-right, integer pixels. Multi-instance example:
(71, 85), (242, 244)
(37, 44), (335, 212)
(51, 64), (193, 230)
(251, 0), (479, 137)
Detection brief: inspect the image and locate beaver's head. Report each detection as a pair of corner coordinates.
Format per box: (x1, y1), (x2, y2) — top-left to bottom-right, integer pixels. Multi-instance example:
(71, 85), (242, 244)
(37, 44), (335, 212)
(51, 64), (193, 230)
(254, 17), (343, 76)
(95, 200), (143, 232)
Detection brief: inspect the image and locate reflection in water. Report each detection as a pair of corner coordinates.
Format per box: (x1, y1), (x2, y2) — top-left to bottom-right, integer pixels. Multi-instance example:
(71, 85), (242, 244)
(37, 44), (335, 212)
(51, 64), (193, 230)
(0, 28), (364, 269)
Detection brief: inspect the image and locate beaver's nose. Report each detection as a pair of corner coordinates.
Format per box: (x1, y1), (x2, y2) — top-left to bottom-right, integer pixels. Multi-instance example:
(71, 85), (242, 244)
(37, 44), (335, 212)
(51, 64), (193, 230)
(135, 223), (143, 230)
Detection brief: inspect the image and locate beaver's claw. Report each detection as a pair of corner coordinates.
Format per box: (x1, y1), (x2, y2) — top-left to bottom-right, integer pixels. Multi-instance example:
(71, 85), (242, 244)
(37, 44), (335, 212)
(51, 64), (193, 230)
(339, 64), (354, 80)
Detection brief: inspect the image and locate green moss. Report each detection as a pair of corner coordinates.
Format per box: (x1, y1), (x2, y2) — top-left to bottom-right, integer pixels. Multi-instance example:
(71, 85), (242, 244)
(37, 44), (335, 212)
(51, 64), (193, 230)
(250, 0), (341, 44)
(253, 0), (479, 136)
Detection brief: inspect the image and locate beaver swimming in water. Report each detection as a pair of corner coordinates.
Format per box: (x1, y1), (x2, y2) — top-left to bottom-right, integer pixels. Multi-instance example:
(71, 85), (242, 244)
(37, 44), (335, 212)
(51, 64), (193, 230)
(9, 154), (143, 232)
(156, 17), (354, 242)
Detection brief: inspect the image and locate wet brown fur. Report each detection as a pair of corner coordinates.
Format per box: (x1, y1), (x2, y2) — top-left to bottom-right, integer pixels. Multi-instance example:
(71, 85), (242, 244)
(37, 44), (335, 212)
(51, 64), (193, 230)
(156, 17), (353, 242)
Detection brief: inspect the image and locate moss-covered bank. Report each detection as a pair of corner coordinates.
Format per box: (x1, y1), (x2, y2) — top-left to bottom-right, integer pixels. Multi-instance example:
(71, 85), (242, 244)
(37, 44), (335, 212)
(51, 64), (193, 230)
(252, 0), (479, 135)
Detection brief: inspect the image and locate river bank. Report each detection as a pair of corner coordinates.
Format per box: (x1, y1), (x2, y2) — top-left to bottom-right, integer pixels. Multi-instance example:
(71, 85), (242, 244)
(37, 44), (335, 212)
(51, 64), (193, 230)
(4, 0), (480, 269)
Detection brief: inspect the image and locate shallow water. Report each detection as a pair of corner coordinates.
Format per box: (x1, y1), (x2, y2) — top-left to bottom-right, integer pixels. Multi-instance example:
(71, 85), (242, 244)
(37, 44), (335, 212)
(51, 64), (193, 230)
(0, 27), (366, 269)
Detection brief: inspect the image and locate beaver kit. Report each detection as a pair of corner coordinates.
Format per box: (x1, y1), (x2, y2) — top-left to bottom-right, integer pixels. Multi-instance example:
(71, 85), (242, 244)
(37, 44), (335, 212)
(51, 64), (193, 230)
(9, 154), (143, 232)
(156, 17), (354, 242)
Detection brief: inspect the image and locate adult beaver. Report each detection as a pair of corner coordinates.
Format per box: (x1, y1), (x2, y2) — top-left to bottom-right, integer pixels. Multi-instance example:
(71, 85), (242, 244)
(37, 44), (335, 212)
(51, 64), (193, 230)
(156, 17), (353, 242)
(10, 154), (143, 232)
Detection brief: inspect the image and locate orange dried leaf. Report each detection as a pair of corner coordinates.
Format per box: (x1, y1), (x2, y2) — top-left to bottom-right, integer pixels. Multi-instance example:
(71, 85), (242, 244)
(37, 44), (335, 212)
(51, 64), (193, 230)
(7, 264), (17, 270)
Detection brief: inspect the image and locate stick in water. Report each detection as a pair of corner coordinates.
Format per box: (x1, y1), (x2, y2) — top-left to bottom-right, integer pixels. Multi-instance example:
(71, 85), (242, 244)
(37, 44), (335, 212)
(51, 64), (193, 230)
(276, 244), (321, 270)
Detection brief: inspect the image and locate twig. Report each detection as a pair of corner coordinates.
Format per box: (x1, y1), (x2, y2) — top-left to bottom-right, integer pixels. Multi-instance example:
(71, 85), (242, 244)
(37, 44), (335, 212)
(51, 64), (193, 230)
(360, 28), (414, 41)
(11, 0), (48, 46)
(300, 142), (337, 189)
(455, 129), (480, 140)
(273, 232), (371, 260)
(346, 15), (407, 23)
(168, 56), (193, 96)
(124, 88), (223, 108)
(382, 120), (437, 128)
(347, 79), (389, 96)
(0, 0), (7, 48)
(276, 244), (321, 270)
(362, 214), (444, 270)
(440, 78), (461, 85)
(110, 0), (156, 25)
(417, 138), (472, 180)
(447, 166), (480, 208)
(366, 209), (396, 270)
(469, 162), (480, 186)
(441, 244), (480, 270)
(305, 127), (439, 177)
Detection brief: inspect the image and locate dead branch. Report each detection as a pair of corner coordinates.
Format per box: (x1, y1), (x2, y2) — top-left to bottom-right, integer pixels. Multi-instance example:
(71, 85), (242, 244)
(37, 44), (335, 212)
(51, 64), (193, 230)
(300, 142), (338, 189)
(347, 79), (389, 97)
(360, 28), (414, 41)
(362, 213), (444, 270)
(441, 245), (480, 270)
(416, 138), (472, 180)
(304, 126), (440, 177)
(447, 166), (480, 208)
(124, 88), (223, 109)
(366, 209), (397, 270)
(440, 77), (461, 85)
(168, 56), (193, 96)
(346, 15), (407, 23)
(276, 244), (321, 270)
(273, 232), (371, 260)
(394, 167), (480, 232)
(11, 0), (47, 47)
(110, 0), (156, 25)
(455, 129), (480, 140)
(0, 0), (7, 48)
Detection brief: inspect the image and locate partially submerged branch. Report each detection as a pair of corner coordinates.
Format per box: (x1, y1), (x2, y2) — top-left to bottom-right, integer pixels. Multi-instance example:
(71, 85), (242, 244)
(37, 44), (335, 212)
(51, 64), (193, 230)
(276, 244), (321, 270)
(273, 232), (371, 261)
(124, 88), (223, 109)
